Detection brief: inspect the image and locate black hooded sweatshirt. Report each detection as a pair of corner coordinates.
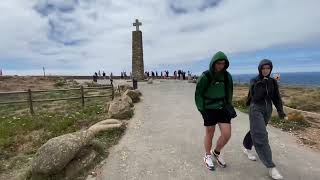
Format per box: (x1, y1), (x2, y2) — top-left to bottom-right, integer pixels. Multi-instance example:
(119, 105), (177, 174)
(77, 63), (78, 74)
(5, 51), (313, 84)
(246, 59), (285, 117)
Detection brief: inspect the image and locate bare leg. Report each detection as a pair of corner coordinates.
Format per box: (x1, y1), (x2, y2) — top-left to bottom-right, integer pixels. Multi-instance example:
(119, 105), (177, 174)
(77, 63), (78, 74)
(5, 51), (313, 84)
(204, 126), (215, 154)
(215, 123), (231, 152)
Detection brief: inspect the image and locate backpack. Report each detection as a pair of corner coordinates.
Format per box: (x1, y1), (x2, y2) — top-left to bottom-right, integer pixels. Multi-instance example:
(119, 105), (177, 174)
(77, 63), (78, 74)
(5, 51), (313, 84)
(203, 70), (230, 104)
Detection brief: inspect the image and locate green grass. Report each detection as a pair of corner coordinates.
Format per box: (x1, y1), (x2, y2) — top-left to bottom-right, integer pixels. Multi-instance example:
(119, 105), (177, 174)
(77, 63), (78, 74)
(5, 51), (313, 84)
(0, 97), (116, 177)
(233, 97), (249, 113)
(0, 89), (112, 157)
(54, 79), (67, 87)
(270, 116), (311, 132)
(0, 78), (118, 178)
(283, 87), (320, 113)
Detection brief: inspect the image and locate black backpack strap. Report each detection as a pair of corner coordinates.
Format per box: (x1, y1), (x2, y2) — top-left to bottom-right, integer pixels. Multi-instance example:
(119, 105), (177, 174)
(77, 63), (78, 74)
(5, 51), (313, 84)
(203, 70), (213, 92)
(224, 71), (230, 104)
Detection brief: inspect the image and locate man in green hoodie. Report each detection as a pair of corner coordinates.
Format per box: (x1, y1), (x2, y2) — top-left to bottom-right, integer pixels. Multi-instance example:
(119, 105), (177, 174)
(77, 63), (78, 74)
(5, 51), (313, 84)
(195, 51), (233, 171)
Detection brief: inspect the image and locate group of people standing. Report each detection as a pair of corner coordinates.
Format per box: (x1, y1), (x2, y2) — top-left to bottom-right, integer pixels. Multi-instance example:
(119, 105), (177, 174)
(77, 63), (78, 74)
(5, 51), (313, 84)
(195, 51), (286, 180)
(144, 70), (192, 80)
(144, 70), (170, 79)
(92, 71), (113, 84)
(173, 70), (191, 80)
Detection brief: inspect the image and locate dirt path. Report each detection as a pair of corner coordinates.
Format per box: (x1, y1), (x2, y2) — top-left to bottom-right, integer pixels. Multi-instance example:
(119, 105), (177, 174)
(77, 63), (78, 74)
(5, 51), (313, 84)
(89, 80), (320, 180)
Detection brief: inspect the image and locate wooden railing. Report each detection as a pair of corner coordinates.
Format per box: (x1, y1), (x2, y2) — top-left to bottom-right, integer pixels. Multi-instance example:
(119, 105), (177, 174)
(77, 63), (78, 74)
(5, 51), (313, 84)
(0, 85), (114, 115)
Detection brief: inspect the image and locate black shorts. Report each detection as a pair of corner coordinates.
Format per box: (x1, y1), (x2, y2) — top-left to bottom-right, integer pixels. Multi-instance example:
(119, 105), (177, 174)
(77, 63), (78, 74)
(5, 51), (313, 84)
(201, 109), (231, 126)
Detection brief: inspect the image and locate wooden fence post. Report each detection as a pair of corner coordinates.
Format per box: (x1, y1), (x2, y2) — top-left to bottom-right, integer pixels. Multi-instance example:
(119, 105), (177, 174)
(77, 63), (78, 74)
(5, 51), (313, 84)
(111, 84), (115, 100)
(80, 86), (85, 108)
(28, 89), (34, 115)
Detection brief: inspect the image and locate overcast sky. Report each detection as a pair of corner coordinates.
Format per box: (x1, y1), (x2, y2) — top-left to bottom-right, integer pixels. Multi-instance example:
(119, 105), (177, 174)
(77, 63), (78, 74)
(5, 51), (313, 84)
(0, 0), (320, 75)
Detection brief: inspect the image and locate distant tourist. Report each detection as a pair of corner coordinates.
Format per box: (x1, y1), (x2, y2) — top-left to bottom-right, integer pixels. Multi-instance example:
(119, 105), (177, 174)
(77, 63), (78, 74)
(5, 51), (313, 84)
(109, 72), (113, 85)
(93, 72), (98, 82)
(195, 51), (235, 171)
(243, 59), (286, 180)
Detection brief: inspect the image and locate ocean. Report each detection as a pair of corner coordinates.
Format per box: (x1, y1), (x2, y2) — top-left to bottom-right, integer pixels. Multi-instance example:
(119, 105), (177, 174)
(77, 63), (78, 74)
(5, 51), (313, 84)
(233, 72), (320, 87)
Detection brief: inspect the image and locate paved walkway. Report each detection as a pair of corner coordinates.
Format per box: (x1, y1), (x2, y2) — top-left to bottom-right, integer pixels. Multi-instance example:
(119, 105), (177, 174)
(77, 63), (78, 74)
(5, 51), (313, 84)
(90, 80), (320, 180)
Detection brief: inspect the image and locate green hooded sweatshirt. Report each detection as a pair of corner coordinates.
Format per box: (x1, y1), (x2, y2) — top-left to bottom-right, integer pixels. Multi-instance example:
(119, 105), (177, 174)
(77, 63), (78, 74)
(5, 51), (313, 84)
(195, 51), (233, 111)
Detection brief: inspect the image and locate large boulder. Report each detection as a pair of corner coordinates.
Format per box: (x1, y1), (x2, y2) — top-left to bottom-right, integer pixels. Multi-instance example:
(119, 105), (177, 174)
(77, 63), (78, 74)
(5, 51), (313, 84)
(121, 94), (133, 107)
(123, 89), (141, 103)
(31, 131), (92, 175)
(108, 100), (133, 119)
(31, 119), (122, 177)
(118, 84), (133, 93)
(147, 78), (153, 84)
(64, 147), (98, 179)
(88, 119), (122, 134)
(133, 89), (142, 96)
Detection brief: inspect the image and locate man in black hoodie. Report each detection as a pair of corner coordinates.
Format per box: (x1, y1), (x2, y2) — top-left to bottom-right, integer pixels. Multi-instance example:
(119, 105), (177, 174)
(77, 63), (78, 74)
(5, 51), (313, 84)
(242, 59), (286, 180)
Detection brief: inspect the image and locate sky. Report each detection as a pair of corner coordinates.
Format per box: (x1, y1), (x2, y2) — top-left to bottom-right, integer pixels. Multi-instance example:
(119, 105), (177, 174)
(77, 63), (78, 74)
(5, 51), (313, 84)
(0, 0), (320, 76)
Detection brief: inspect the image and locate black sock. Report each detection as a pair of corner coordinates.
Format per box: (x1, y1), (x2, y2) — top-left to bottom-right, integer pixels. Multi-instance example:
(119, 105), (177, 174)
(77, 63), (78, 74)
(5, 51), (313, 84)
(214, 150), (220, 155)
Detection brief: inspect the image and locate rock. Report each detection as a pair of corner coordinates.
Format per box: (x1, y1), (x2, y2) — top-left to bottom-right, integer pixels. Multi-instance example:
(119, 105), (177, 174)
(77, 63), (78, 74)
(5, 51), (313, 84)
(121, 94), (133, 107)
(64, 148), (98, 179)
(88, 119), (122, 134)
(31, 120), (122, 176)
(133, 89), (142, 96)
(118, 84), (133, 93)
(108, 100), (133, 119)
(123, 90), (140, 103)
(147, 79), (153, 84)
(11, 166), (32, 180)
(31, 131), (93, 175)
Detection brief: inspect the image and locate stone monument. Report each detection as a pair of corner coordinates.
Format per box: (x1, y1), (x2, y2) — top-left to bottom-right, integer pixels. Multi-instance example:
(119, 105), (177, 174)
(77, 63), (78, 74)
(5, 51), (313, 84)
(132, 19), (144, 81)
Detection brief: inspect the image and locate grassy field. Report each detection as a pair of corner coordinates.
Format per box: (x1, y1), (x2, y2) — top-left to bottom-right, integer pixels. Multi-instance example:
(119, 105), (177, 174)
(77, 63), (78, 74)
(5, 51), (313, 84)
(234, 84), (320, 113)
(0, 77), (123, 179)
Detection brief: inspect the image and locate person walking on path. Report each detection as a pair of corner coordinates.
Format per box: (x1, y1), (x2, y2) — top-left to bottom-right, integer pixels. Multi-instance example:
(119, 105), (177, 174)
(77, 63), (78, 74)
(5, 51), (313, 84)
(195, 51), (234, 171)
(242, 59), (286, 180)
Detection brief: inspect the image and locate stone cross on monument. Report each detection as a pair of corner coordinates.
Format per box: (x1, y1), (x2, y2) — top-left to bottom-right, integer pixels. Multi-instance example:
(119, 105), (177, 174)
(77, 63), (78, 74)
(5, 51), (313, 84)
(132, 19), (144, 82)
(133, 19), (142, 31)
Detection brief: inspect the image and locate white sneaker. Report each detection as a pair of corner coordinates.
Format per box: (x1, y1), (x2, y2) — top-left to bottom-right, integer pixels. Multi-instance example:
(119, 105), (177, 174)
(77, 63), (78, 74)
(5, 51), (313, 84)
(243, 148), (257, 161)
(203, 154), (215, 170)
(211, 150), (227, 168)
(269, 168), (284, 180)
